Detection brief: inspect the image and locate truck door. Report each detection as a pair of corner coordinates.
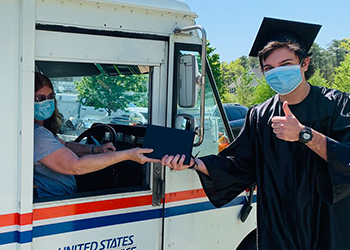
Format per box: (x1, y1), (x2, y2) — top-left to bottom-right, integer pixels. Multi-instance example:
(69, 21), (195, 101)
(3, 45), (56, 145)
(33, 28), (169, 249)
(162, 43), (256, 250)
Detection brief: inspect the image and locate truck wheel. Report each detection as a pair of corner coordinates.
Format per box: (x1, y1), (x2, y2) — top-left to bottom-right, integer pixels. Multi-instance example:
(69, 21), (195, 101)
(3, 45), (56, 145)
(236, 229), (257, 250)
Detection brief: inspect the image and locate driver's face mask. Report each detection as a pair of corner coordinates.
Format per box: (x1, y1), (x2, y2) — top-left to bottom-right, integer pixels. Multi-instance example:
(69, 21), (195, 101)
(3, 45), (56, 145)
(34, 99), (55, 121)
(264, 63), (303, 95)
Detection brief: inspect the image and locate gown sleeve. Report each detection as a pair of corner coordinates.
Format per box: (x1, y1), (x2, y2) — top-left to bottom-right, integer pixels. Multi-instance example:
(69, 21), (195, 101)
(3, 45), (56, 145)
(197, 107), (258, 208)
(317, 91), (350, 205)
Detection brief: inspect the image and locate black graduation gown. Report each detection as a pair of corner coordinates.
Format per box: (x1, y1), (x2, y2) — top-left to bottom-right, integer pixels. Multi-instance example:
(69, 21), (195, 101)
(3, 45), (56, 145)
(198, 85), (350, 250)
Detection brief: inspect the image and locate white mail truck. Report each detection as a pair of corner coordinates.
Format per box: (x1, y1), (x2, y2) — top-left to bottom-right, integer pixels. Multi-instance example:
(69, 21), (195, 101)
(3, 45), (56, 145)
(0, 0), (256, 249)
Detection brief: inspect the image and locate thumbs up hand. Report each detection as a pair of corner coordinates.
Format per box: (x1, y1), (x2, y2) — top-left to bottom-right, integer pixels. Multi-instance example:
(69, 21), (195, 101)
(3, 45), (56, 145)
(271, 101), (304, 142)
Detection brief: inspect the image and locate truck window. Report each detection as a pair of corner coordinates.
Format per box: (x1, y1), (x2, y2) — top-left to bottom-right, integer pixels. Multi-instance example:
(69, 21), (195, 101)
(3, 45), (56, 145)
(175, 50), (229, 156)
(34, 61), (151, 202)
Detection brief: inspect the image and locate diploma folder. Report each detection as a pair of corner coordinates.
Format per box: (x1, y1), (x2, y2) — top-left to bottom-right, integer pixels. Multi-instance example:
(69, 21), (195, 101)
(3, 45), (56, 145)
(142, 124), (195, 165)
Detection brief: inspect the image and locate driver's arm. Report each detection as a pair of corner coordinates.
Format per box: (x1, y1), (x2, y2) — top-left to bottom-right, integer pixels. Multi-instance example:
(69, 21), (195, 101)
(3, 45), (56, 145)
(60, 139), (116, 157)
(63, 139), (116, 156)
(38, 146), (159, 175)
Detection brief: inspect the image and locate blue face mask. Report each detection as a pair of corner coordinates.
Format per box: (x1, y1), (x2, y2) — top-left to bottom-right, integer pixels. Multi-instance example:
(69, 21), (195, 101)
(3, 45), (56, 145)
(34, 99), (55, 121)
(264, 65), (302, 95)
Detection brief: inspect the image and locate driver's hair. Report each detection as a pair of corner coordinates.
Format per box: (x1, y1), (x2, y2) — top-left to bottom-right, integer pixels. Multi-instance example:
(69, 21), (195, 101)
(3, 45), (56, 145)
(35, 72), (62, 135)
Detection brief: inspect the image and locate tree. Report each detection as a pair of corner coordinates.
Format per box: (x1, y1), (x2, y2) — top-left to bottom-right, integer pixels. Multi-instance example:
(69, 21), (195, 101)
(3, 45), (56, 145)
(74, 64), (148, 116)
(251, 77), (275, 105)
(221, 92), (236, 103)
(230, 68), (255, 107)
(340, 38), (350, 52)
(328, 39), (348, 68)
(238, 55), (260, 69)
(333, 54), (350, 92)
(310, 43), (334, 82)
(206, 41), (224, 95)
(308, 68), (329, 88)
(221, 59), (245, 93)
(310, 39), (350, 84)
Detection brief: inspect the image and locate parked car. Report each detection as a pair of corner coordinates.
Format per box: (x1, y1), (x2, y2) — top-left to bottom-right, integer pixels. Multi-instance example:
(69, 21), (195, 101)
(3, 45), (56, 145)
(212, 103), (248, 137)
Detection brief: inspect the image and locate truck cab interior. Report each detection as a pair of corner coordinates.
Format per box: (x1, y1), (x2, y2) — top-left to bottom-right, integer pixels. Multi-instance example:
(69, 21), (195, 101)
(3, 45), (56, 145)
(34, 60), (152, 202)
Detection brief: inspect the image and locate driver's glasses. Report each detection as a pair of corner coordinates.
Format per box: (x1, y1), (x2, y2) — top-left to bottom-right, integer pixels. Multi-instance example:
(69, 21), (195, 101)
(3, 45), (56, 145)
(35, 93), (56, 102)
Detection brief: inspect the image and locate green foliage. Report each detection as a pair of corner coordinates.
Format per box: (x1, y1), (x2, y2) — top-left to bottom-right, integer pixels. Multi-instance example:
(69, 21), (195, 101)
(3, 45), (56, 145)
(218, 38), (350, 108)
(74, 64), (148, 116)
(230, 68), (255, 107)
(328, 39), (348, 68)
(238, 55), (260, 69)
(221, 92), (236, 103)
(310, 39), (350, 83)
(308, 68), (329, 88)
(310, 43), (334, 82)
(251, 77), (275, 105)
(221, 59), (245, 94)
(206, 41), (224, 94)
(333, 54), (350, 92)
(340, 38), (350, 52)
(221, 58), (265, 107)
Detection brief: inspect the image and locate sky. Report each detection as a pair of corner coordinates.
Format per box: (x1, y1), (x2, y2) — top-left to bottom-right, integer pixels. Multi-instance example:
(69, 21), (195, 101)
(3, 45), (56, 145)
(185, 0), (350, 62)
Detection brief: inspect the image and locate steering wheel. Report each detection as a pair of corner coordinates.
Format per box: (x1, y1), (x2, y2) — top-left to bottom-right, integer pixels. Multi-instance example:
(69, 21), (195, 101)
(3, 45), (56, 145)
(73, 123), (147, 192)
(74, 123), (117, 145)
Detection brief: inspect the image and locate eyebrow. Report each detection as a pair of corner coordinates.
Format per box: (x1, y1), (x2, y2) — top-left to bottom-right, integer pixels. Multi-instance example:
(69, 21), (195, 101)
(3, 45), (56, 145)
(263, 58), (295, 67)
(35, 92), (54, 97)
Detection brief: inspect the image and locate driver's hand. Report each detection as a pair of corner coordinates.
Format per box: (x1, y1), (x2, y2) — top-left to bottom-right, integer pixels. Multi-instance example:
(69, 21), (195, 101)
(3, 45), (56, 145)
(128, 148), (160, 164)
(97, 142), (116, 153)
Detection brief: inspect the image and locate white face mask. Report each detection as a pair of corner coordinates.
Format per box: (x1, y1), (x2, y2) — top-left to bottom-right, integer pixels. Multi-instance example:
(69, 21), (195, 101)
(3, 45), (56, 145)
(264, 65), (302, 95)
(34, 99), (55, 121)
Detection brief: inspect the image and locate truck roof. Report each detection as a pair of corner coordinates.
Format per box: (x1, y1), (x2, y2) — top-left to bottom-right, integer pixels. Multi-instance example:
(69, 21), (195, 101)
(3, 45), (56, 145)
(36, 0), (199, 39)
(86, 0), (195, 14)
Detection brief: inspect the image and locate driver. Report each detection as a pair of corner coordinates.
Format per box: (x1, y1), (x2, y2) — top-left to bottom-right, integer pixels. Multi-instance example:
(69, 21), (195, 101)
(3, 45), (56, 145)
(34, 72), (159, 198)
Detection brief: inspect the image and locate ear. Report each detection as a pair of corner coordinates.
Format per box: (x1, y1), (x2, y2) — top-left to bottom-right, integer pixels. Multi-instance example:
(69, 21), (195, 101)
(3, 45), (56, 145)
(301, 57), (310, 72)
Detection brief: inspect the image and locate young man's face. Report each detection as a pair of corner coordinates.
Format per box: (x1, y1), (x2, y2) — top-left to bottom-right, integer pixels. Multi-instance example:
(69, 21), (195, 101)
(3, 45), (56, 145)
(262, 47), (301, 73)
(262, 47), (310, 75)
(262, 47), (311, 96)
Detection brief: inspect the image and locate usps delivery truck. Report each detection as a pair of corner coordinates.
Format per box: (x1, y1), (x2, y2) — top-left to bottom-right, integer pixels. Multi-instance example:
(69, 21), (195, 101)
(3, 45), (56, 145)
(0, 0), (256, 249)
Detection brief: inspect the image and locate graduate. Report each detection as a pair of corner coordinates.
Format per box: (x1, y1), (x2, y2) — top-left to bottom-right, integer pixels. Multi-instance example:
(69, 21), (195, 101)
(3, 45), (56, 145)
(161, 17), (350, 249)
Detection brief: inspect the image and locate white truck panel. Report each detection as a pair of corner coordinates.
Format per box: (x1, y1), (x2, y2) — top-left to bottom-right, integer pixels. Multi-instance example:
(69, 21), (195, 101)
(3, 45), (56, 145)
(0, 0), (24, 214)
(35, 0), (196, 36)
(35, 30), (166, 65)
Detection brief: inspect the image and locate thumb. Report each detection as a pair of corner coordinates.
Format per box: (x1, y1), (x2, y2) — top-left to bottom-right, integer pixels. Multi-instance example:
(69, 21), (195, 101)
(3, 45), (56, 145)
(283, 101), (293, 117)
(141, 148), (154, 154)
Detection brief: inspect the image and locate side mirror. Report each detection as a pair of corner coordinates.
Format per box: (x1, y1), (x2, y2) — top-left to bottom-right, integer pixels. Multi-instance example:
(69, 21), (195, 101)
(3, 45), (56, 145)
(174, 114), (195, 131)
(177, 54), (200, 108)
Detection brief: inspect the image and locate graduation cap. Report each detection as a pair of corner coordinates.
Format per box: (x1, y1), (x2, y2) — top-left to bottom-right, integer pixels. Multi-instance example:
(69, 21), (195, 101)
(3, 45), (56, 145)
(249, 17), (322, 57)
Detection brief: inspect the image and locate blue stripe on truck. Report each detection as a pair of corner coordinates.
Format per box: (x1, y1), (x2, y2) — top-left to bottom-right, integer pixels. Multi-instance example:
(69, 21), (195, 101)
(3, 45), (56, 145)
(0, 195), (256, 245)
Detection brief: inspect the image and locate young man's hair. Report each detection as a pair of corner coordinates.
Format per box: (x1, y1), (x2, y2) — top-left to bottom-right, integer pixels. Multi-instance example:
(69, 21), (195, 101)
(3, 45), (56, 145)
(35, 72), (62, 135)
(258, 41), (315, 80)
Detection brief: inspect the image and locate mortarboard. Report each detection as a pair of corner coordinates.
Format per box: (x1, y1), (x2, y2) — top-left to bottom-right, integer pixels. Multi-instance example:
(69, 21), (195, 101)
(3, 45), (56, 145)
(142, 124), (195, 165)
(249, 17), (322, 57)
